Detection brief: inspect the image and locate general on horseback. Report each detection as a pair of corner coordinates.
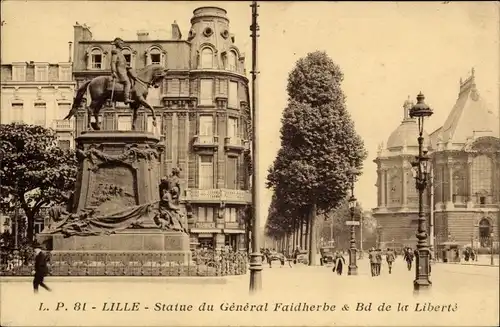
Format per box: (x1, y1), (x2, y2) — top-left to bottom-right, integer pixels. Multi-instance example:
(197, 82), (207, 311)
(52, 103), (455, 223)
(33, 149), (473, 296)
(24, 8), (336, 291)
(64, 37), (168, 131)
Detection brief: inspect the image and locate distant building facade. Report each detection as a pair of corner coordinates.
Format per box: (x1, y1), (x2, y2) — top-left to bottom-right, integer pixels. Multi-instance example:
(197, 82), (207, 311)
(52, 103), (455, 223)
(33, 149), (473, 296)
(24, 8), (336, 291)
(72, 7), (252, 250)
(373, 70), (500, 250)
(0, 61), (76, 149)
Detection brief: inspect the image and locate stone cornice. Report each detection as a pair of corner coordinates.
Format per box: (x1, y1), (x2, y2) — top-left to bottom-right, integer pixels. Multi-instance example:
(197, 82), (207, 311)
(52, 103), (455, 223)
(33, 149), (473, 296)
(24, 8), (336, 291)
(189, 69), (249, 83)
(1, 81), (76, 87)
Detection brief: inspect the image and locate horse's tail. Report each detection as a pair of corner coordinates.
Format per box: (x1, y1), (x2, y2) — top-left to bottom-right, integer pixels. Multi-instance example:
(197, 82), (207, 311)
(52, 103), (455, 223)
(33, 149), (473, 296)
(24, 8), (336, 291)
(64, 80), (91, 120)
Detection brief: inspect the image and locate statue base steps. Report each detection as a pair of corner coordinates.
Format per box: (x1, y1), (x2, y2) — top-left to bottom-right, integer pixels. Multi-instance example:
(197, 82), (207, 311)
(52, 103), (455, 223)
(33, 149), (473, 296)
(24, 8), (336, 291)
(38, 230), (191, 265)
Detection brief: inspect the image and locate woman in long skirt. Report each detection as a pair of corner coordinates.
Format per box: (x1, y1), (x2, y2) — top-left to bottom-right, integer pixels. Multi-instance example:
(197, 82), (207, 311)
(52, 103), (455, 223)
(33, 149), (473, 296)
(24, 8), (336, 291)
(333, 251), (346, 275)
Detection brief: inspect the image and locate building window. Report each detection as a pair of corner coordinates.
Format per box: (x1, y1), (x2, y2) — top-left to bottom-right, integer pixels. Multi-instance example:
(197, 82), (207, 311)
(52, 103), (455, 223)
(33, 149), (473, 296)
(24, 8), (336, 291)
(147, 47), (164, 66)
(228, 51), (237, 71)
(59, 66), (72, 81)
(117, 116), (132, 131)
(90, 49), (103, 69)
(227, 117), (238, 139)
(389, 173), (401, 206)
(224, 207), (237, 222)
(35, 66), (48, 82)
(147, 115), (162, 134)
(198, 206), (214, 222)
(33, 102), (47, 126)
(472, 155), (493, 202)
(199, 79), (213, 106)
(226, 156), (238, 190)
(58, 140), (71, 150)
(58, 103), (71, 121)
(228, 81), (238, 108)
(11, 103), (24, 123)
(200, 48), (214, 69)
(199, 115), (213, 136)
(479, 218), (491, 247)
(12, 66), (26, 82)
(198, 155), (214, 189)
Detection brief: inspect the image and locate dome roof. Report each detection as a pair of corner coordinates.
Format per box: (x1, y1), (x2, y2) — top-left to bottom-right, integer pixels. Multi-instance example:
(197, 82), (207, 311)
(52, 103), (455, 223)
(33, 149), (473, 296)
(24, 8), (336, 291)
(383, 96), (431, 153)
(386, 119), (430, 150)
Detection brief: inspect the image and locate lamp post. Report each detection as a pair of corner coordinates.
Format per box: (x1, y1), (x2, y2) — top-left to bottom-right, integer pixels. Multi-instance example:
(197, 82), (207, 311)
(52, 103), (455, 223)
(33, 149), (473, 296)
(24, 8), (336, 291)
(249, 0), (262, 293)
(409, 92), (433, 292)
(347, 167), (358, 276)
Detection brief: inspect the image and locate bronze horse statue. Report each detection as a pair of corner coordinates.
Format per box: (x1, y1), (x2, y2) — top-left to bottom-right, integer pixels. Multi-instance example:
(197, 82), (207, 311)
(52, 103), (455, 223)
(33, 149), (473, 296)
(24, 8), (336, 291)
(64, 65), (167, 130)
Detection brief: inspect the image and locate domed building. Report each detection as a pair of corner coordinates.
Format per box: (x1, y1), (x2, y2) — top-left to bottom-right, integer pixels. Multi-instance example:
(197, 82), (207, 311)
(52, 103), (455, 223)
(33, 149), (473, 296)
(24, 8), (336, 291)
(374, 69), (500, 251)
(372, 98), (432, 248)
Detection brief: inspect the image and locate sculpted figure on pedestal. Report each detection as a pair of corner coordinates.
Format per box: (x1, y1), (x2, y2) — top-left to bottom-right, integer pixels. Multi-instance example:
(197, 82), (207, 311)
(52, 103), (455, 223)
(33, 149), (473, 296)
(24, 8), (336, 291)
(155, 168), (188, 233)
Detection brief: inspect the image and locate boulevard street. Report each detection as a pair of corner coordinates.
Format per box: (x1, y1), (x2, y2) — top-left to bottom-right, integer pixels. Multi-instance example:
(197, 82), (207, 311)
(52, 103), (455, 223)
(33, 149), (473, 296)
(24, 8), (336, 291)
(1, 259), (498, 326)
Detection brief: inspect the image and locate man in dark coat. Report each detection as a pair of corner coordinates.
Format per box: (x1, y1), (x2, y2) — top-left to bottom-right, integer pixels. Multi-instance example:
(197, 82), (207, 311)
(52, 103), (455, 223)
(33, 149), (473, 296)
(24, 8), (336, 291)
(386, 248), (395, 274)
(33, 244), (51, 293)
(368, 247), (377, 277)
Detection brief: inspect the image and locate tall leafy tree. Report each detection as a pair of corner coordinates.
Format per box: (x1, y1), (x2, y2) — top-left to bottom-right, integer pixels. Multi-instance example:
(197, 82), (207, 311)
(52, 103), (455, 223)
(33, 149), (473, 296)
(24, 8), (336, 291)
(0, 123), (78, 242)
(267, 51), (367, 265)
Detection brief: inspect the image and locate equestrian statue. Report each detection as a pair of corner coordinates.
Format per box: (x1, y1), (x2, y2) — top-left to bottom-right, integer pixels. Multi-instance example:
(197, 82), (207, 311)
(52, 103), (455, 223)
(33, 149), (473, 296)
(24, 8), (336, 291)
(64, 37), (168, 131)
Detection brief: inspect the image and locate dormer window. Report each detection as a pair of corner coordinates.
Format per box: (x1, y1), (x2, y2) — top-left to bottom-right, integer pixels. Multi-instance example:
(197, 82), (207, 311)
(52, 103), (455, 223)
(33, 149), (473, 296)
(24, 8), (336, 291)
(90, 48), (103, 69)
(58, 64), (72, 81)
(200, 47), (214, 69)
(122, 48), (136, 69)
(35, 64), (49, 82)
(146, 46), (165, 66)
(228, 51), (237, 72)
(12, 64), (26, 82)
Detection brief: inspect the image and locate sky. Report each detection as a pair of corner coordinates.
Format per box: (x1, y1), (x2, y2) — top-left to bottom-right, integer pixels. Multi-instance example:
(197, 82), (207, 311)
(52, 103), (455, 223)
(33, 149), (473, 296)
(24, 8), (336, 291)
(1, 1), (499, 227)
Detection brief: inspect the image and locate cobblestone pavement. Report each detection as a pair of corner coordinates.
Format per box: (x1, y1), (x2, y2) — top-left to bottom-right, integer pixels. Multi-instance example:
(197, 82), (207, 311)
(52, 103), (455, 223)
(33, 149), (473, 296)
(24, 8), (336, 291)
(1, 259), (498, 326)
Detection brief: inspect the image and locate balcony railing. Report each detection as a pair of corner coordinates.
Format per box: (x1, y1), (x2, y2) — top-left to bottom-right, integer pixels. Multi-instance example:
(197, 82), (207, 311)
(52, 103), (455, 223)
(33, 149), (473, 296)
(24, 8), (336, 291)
(53, 119), (74, 130)
(224, 137), (248, 152)
(184, 189), (251, 204)
(194, 222), (216, 229)
(224, 222), (241, 229)
(193, 135), (219, 150)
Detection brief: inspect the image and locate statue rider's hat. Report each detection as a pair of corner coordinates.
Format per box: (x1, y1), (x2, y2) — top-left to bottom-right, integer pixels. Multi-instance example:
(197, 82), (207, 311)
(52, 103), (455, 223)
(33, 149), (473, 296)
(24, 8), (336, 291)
(111, 37), (125, 45)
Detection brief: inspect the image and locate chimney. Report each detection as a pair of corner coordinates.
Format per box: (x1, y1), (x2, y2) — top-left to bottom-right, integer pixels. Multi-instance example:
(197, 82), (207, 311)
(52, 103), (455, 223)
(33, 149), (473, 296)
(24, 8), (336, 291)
(137, 30), (149, 41)
(171, 21), (182, 40)
(68, 41), (73, 62)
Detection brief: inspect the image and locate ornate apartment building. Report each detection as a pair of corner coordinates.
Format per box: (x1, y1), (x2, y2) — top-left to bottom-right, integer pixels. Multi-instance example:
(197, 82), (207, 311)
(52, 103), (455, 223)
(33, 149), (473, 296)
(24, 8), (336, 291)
(0, 61), (76, 149)
(72, 7), (252, 250)
(373, 70), (500, 250)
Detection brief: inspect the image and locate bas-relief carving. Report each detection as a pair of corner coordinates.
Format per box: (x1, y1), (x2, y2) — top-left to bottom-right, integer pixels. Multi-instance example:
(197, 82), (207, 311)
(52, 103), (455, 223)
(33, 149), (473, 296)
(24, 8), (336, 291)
(87, 165), (138, 213)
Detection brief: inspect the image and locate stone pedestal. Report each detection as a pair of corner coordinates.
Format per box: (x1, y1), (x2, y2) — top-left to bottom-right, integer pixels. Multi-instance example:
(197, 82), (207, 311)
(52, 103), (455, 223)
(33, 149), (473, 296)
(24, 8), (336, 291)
(39, 131), (191, 265)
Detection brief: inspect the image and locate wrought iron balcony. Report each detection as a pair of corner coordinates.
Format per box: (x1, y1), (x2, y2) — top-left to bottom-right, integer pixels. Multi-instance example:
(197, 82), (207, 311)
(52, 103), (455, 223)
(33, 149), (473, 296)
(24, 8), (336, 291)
(184, 189), (251, 204)
(193, 135), (219, 150)
(194, 222), (216, 229)
(224, 137), (247, 152)
(53, 119), (74, 130)
(224, 222), (241, 229)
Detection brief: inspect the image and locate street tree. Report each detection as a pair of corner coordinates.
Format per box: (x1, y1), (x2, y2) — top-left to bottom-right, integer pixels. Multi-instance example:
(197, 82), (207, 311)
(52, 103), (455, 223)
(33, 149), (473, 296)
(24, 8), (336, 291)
(267, 51), (367, 265)
(0, 123), (78, 242)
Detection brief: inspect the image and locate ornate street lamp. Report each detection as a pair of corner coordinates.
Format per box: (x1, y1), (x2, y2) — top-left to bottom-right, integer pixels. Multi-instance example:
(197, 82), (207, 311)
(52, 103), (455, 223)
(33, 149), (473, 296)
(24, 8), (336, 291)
(348, 166), (358, 276)
(409, 92), (433, 292)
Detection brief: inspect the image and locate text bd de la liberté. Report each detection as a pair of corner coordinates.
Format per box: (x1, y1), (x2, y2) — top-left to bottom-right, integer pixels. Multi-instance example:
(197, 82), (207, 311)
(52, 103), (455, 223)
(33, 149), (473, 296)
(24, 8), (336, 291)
(37, 301), (459, 313)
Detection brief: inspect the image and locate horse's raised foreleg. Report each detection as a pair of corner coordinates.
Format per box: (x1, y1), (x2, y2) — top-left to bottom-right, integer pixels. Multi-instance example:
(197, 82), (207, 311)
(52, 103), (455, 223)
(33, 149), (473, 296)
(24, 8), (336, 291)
(137, 95), (157, 127)
(130, 103), (140, 131)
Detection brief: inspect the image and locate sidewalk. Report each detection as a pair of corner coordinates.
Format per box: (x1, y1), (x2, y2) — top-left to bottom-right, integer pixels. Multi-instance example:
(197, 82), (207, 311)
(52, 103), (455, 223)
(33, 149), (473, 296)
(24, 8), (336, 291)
(435, 254), (499, 267)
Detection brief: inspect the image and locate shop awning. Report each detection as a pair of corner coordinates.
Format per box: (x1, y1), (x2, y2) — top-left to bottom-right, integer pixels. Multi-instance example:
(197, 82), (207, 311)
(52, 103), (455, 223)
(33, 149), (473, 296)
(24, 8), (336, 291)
(223, 229), (245, 234)
(190, 229), (222, 234)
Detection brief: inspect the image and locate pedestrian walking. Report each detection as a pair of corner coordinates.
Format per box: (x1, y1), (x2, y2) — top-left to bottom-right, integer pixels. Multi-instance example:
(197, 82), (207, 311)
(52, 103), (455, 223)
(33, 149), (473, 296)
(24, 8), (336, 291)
(33, 243), (51, 294)
(403, 247), (414, 271)
(386, 248), (395, 274)
(332, 251), (346, 275)
(375, 248), (382, 276)
(368, 247), (377, 277)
